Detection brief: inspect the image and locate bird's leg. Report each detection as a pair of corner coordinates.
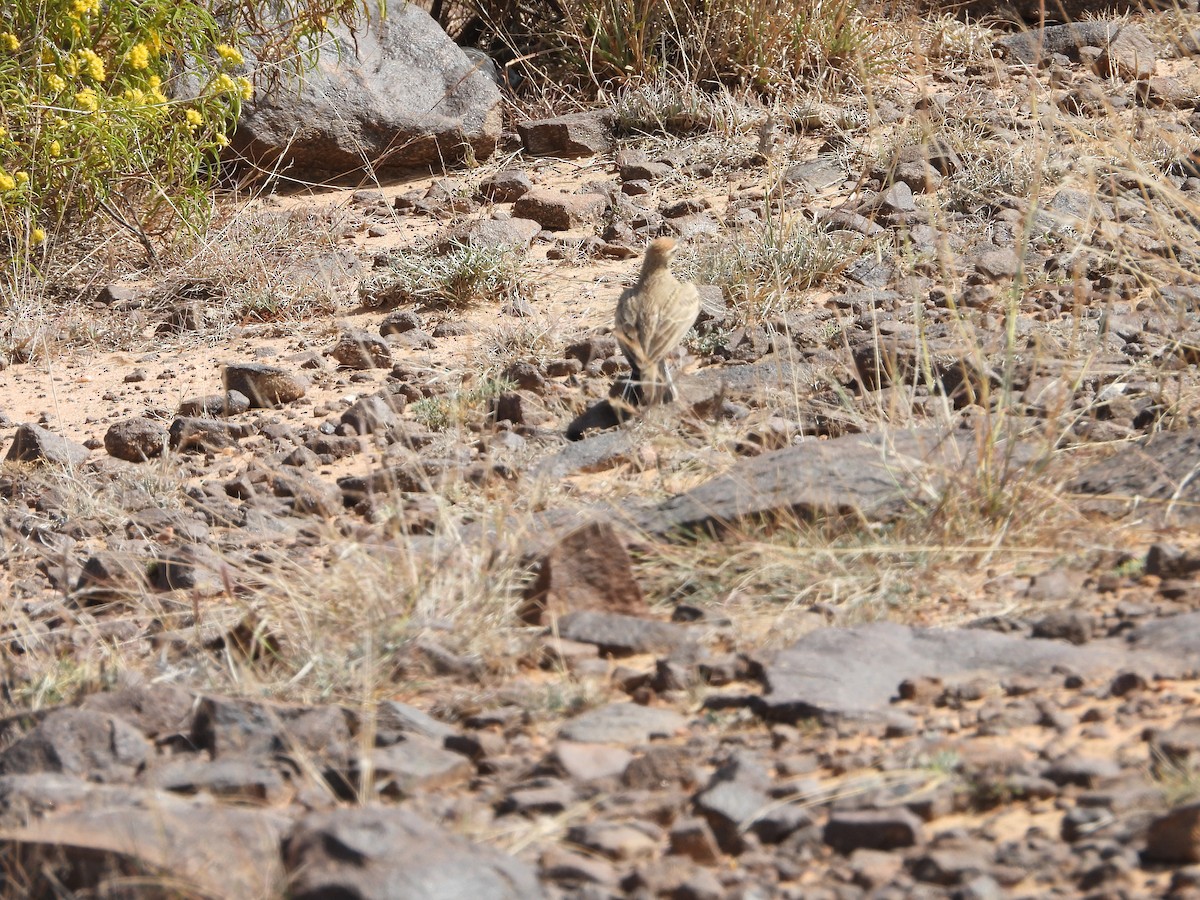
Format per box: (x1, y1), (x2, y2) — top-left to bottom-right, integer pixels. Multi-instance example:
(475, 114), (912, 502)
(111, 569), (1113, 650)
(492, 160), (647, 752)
(619, 362), (646, 406)
(653, 360), (676, 405)
(664, 364), (678, 404)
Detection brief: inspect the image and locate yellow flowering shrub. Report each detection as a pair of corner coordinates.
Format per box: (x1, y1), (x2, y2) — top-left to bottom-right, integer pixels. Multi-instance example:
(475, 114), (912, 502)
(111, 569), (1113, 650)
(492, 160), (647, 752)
(0, 0), (365, 275)
(216, 43), (245, 65)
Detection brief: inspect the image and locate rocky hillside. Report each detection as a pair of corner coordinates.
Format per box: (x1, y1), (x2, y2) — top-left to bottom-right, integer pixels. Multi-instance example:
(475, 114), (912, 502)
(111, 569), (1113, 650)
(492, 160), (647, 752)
(1, 6), (1200, 898)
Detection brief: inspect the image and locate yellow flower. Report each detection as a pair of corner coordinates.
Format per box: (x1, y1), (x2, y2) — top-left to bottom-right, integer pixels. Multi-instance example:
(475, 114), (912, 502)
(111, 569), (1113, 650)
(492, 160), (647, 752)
(236, 76), (253, 101)
(0, 127), (6, 141)
(126, 42), (151, 70)
(216, 44), (244, 66)
(71, 0), (100, 16)
(214, 132), (229, 147)
(0, 33), (19, 53)
(46, 73), (66, 92)
(148, 74), (162, 88)
(15, 171), (28, 185)
(78, 49), (106, 82)
(64, 56), (79, 76)
(48, 140), (61, 157)
(185, 108), (203, 131)
(0, 171), (15, 191)
(75, 88), (99, 111)
(215, 73), (236, 93)
(31, 227), (46, 245)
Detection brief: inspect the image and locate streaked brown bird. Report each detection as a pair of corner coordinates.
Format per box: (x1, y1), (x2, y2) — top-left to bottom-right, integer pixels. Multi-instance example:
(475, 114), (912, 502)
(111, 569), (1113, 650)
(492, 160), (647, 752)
(614, 237), (700, 406)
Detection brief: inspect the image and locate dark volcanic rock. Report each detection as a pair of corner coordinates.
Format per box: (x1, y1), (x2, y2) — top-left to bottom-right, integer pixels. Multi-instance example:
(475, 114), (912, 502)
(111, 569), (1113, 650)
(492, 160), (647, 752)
(824, 808), (925, 854)
(192, 697), (351, 768)
(556, 611), (692, 656)
(0, 709), (148, 782)
(0, 776), (287, 897)
(996, 22), (1119, 65)
(693, 779), (771, 854)
(6, 423), (89, 466)
(517, 111), (614, 158)
(146, 755), (293, 804)
(430, 216), (541, 253)
(512, 188), (607, 231)
(284, 806), (543, 899)
(374, 701), (457, 745)
(79, 685), (196, 741)
(177, 391), (251, 417)
(1146, 802), (1200, 863)
(104, 417), (169, 461)
(477, 168), (533, 203)
(558, 702), (686, 744)
(521, 521), (647, 624)
(222, 363), (308, 408)
(364, 737), (473, 797)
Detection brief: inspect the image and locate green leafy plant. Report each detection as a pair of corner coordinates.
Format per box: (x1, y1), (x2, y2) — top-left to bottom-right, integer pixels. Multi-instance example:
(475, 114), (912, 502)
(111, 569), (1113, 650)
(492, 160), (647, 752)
(410, 377), (517, 431)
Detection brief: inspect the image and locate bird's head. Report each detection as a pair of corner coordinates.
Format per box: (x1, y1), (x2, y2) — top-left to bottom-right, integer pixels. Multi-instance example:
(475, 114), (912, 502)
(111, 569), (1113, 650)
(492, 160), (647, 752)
(642, 236), (678, 274)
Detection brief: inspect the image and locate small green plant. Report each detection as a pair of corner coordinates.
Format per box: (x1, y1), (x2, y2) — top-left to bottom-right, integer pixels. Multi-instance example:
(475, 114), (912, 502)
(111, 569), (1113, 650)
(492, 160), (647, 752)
(410, 377), (516, 431)
(1114, 555), (1146, 579)
(921, 15), (995, 64)
(361, 244), (527, 310)
(690, 212), (867, 323)
(613, 77), (764, 136)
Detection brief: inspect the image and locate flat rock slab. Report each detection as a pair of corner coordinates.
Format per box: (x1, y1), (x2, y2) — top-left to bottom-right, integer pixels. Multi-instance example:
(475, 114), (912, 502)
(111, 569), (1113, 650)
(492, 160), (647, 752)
(533, 430), (637, 481)
(997, 22), (1119, 65)
(284, 806), (542, 899)
(559, 702), (687, 745)
(555, 610), (692, 655)
(683, 355), (819, 402)
(633, 428), (977, 536)
(1069, 429), (1200, 524)
(756, 620), (1186, 722)
(367, 737), (472, 796)
(0, 776), (288, 898)
(1126, 611), (1200, 667)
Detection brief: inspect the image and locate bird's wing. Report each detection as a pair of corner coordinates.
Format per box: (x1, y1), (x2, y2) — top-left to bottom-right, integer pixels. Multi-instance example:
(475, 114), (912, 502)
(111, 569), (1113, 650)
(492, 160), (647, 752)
(639, 282), (701, 364)
(614, 286), (650, 367)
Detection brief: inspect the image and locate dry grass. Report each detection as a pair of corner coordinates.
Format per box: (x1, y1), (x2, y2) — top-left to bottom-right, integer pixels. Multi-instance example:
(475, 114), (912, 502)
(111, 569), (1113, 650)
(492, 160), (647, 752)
(2, 2), (1200, 746)
(360, 243), (529, 310)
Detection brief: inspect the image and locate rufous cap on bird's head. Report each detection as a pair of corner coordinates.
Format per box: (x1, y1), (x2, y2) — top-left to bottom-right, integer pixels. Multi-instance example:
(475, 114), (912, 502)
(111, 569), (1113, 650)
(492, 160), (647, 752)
(641, 236), (679, 275)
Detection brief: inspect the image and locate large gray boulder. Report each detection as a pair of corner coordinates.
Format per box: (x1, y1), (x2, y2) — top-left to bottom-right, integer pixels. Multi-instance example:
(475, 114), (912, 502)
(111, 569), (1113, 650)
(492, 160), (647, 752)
(231, 2), (502, 177)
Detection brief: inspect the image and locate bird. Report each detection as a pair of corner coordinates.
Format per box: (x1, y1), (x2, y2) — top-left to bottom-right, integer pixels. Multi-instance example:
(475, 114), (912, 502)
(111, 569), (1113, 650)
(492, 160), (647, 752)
(614, 236), (700, 407)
